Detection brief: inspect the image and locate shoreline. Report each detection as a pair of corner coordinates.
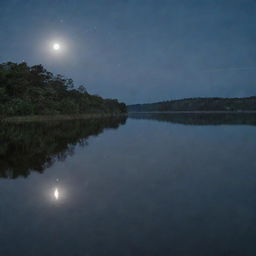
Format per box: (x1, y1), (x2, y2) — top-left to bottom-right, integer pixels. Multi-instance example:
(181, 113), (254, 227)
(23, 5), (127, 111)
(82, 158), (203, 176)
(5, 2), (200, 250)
(128, 111), (256, 114)
(0, 113), (128, 123)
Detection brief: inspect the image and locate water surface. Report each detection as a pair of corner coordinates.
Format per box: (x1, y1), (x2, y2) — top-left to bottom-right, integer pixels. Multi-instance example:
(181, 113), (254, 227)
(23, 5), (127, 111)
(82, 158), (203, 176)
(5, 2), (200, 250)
(1, 113), (256, 256)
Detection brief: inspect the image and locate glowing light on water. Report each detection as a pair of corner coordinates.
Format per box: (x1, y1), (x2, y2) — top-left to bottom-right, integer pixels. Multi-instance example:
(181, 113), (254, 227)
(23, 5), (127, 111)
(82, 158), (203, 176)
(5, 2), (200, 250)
(54, 188), (59, 200)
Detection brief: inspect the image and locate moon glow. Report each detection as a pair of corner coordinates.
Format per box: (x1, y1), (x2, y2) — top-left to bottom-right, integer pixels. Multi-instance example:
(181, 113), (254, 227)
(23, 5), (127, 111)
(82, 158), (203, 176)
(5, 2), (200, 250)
(54, 188), (59, 200)
(53, 43), (60, 50)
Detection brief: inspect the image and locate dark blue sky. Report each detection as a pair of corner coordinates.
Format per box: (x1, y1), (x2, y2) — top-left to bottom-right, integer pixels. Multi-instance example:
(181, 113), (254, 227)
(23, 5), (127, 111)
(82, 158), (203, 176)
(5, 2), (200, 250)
(1, 0), (256, 104)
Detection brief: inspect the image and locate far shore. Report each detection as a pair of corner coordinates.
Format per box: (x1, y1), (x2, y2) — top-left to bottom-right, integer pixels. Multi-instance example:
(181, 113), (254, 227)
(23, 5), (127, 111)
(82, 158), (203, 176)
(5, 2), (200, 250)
(128, 110), (256, 114)
(0, 113), (128, 123)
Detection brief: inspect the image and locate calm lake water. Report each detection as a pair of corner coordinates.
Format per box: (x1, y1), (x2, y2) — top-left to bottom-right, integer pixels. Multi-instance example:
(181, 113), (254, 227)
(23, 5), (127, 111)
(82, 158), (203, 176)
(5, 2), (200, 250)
(1, 113), (256, 256)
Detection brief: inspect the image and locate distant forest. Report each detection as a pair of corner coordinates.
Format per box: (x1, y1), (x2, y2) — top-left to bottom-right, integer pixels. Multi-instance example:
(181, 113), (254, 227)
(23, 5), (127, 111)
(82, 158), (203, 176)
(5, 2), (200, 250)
(0, 62), (126, 116)
(129, 112), (256, 126)
(128, 97), (256, 112)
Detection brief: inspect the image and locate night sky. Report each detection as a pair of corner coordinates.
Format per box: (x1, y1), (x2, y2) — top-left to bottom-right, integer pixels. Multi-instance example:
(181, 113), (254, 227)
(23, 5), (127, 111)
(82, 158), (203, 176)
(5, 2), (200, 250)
(1, 0), (256, 104)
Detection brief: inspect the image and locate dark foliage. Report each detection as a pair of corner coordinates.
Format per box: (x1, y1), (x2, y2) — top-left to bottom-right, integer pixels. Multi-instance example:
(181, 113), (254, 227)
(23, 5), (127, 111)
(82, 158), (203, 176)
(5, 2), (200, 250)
(0, 62), (127, 116)
(128, 97), (256, 112)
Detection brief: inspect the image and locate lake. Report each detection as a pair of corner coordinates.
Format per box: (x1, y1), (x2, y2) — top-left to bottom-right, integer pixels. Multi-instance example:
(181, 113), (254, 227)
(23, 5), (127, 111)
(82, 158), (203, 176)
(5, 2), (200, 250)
(1, 113), (256, 256)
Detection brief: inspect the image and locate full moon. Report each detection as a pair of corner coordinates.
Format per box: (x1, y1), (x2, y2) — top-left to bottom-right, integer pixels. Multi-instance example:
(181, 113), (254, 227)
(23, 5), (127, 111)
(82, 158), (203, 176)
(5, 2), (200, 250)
(53, 43), (60, 50)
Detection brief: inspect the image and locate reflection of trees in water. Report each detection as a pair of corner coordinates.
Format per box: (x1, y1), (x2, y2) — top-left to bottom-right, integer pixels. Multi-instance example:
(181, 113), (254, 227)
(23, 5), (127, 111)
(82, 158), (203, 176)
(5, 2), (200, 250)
(129, 112), (256, 126)
(0, 117), (127, 179)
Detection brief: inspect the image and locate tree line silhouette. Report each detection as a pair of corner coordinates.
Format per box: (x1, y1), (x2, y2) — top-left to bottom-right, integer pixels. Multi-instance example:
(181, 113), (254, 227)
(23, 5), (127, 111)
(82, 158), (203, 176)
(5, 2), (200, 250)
(128, 97), (256, 112)
(0, 62), (126, 116)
